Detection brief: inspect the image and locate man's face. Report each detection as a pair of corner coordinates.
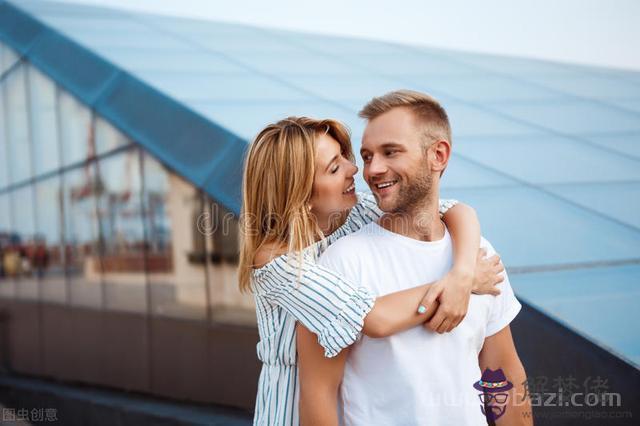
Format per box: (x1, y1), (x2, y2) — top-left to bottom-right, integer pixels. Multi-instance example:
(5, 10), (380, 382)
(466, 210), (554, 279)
(360, 107), (435, 213)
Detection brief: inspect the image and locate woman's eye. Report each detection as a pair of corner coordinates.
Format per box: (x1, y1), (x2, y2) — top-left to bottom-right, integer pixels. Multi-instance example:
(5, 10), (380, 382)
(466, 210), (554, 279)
(331, 165), (339, 174)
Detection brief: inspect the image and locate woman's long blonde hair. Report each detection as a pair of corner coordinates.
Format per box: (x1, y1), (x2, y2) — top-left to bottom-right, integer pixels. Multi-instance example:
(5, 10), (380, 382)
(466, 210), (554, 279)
(238, 117), (353, 292)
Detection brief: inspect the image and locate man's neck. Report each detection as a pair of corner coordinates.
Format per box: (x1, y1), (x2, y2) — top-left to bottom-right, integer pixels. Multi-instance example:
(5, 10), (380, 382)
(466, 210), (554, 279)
(378, 193), (445, 242)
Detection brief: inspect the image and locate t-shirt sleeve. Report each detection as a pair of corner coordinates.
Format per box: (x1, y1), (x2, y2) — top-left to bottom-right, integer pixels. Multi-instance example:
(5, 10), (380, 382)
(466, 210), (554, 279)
(438, 198), (459, 218)
(482, 239), (522, 337)
(255, 255), (375, 358)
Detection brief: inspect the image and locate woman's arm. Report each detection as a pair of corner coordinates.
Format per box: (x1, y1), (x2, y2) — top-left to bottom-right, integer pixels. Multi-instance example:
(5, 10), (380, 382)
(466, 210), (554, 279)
(362, 283), (440, 337)
(419, 202), (480, 334)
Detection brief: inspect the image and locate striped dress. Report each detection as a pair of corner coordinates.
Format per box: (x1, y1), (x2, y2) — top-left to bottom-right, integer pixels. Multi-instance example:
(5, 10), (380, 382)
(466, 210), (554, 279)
(251, 193), (459, 426)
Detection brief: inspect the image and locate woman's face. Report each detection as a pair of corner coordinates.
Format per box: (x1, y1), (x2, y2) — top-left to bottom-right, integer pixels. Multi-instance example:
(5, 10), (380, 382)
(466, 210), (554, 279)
(309, 133), (358, 226)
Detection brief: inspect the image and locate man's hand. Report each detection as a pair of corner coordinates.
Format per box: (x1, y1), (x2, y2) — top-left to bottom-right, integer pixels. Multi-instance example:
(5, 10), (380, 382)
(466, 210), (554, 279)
(420, 268), (473, 333)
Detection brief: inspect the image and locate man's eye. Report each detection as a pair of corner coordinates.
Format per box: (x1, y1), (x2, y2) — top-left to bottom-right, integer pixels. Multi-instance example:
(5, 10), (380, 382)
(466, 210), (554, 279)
(385, 150), (397, 156)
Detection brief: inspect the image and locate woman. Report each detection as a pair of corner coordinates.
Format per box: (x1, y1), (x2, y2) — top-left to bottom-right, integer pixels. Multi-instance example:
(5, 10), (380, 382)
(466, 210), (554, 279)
(239, 117), (503, 425)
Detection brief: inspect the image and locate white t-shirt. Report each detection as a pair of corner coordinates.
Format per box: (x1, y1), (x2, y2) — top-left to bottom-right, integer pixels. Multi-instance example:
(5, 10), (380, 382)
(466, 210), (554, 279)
(318, 222), (522, 426)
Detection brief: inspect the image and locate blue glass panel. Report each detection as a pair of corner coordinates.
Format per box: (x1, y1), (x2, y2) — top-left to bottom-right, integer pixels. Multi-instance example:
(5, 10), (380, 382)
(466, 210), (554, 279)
(49, 27), (193, 51)
(511, 265), (640, 367)
(604, 99), (640, 114)
(412, 74), (563, 103)
(522, 75), (640, 100)
(135, 70), (310, 103)
(445, 103), (539, 137)
(27, 65), (61, 177)
(194, 100), (357, 141)
(1, 41), (20, 75)
(544, 182), (640, 229)
(4, 64), (32, 184)
(99, 48), (245, 74)
(283, 32), (405, 55)
(490, 100), (640, 134)
(583, 132), (640, 159)
(455, 134), (640, 184)
(440, 186), (640, 268)
(285, 75), (411, 102)
(226, 51), (362, 76)
(346, 52), (478, 77)
(442, 51), (587, 77)
(441, 154), (517, 189)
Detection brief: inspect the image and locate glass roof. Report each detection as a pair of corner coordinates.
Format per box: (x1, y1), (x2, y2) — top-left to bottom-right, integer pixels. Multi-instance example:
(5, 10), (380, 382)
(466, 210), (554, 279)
(2, 0), (639, 368)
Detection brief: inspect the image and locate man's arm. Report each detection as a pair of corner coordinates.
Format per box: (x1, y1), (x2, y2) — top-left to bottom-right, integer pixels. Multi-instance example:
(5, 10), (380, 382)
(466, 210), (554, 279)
(297, 324), (348, 426)
(479, 325), (533, 425)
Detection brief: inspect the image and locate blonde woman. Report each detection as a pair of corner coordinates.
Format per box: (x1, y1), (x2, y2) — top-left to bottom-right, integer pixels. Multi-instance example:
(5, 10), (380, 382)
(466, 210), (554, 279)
(239, 117), (504, 426)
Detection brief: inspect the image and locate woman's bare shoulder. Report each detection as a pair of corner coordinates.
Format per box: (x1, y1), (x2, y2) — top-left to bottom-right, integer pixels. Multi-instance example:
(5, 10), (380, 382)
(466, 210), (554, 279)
(253, 242), (288, 268)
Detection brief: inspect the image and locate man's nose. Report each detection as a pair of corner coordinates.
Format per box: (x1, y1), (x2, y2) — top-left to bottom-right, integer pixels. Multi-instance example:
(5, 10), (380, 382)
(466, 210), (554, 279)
(367, 155), (387, 176)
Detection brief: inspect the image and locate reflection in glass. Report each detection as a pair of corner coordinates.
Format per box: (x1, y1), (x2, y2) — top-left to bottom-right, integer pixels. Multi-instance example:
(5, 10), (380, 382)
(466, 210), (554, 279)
(0, 81), (9, 190)
(0, 193), (15, 299)
(35, 176), (67, 304)
(63, 164), (103, 309)
(204, 197), (254, 325)
(0, 42), (20, 76)
(95, 116), (128, 155)
(4, 65), (32, 184)
(97, 149), (148, 313)
(28, 65), (61, 176)
(12, 185), (39, 300)
(58, 90), (92, 167)
(142, 153), (208, 320)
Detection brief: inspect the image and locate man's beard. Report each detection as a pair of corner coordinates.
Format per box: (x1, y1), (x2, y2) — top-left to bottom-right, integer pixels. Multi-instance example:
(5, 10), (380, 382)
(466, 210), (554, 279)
(384, 169), (434, 215)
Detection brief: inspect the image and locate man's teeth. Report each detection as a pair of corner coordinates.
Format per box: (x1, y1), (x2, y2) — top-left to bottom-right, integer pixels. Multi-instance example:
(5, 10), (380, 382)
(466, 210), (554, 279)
(343, 183), (355, 194)
(376, 180), (397, 189)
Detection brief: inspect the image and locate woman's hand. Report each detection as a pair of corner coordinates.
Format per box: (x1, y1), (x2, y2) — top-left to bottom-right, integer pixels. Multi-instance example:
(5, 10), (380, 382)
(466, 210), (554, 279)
(417, 248), (504, 333)
(472, 248), (504, 296)
(419, 268), (473, 334)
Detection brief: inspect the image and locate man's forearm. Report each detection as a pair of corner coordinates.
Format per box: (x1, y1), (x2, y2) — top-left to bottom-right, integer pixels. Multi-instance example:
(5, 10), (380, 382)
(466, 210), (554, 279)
(496, 360), (532, 426)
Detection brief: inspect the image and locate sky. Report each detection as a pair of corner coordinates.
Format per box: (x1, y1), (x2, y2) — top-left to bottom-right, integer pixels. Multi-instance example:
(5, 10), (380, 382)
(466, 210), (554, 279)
(50, 0), (640, 71)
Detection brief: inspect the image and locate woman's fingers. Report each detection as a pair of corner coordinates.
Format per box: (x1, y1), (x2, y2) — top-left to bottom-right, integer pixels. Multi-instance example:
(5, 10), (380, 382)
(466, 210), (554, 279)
(418, 282), (443, 315)
(477, 247), (488, 259)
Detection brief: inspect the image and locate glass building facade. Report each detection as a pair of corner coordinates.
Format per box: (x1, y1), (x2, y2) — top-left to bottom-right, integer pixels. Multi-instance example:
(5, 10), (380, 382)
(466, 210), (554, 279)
(0, 0), (639, 415)
(0, 41), (249, 323)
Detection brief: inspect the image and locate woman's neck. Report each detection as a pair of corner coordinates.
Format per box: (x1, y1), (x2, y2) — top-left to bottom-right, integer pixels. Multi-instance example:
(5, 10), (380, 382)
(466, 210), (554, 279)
(315, 209), (350, 238)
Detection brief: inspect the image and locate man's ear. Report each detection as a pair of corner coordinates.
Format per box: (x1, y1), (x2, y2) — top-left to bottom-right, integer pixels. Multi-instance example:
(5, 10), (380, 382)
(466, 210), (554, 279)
(430, 139), (451, 175)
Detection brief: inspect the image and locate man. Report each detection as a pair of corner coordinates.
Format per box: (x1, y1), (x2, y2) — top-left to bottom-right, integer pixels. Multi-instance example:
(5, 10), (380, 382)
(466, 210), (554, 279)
(297, 90), (532, 425)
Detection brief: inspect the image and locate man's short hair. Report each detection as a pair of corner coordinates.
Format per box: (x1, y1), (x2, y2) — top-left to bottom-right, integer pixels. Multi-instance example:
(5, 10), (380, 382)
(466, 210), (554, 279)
(359, 89), (452, 146)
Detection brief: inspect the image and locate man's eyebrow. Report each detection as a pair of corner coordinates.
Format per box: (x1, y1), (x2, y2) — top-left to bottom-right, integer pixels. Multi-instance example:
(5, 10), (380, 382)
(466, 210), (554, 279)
(360, 142), (403, 154)
(325, 154), (339, 171)
(380, 142), (403, 149)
